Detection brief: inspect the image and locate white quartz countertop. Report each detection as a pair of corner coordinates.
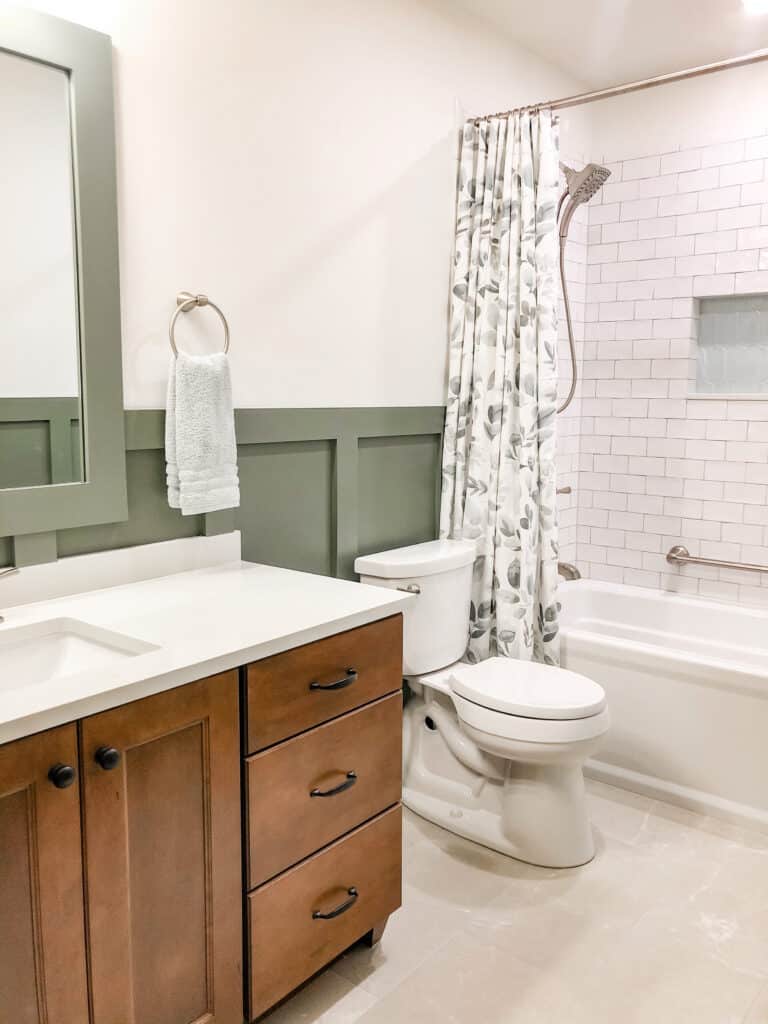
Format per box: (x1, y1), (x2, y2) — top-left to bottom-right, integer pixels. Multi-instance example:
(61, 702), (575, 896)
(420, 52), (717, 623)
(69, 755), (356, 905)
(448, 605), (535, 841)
(0, 560), (413, 744)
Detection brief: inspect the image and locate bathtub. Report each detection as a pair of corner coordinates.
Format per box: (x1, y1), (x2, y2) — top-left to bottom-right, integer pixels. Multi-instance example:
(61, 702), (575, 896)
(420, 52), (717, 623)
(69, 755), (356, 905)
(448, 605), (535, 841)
(559, 579), (768, 833)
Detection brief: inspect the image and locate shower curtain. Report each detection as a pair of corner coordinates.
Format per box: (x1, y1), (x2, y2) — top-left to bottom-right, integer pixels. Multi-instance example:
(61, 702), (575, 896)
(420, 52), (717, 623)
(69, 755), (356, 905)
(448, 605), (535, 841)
(439, 109), (561, 666)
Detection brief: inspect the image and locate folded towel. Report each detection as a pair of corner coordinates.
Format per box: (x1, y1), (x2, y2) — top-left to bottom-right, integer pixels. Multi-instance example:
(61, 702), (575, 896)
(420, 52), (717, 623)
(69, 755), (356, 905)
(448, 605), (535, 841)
(165, 351), (240, 516)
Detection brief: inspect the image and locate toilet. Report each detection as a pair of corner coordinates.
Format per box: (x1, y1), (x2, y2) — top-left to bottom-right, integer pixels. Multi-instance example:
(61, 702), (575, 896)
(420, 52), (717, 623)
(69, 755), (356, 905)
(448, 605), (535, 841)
(355, 539), (609, 868)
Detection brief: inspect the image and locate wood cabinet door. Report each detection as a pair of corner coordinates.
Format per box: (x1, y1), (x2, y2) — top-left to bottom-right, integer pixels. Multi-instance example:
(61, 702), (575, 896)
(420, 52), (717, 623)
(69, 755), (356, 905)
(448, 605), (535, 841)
(81, 672), (242, 1024)
(0, 723), (89, 1024)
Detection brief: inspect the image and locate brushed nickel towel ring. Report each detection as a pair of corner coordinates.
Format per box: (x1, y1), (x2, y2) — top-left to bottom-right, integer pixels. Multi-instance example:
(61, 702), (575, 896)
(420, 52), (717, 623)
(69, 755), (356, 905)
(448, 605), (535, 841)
(169, 291), (230, 356)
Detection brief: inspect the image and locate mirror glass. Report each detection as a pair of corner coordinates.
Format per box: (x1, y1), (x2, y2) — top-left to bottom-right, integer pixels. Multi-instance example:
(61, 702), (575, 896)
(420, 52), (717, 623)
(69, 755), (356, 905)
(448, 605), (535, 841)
(0, 50), (83, 489)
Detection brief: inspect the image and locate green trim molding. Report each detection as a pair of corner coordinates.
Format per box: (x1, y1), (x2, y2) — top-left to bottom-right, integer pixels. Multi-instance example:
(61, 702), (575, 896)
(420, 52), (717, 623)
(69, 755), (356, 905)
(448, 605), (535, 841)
(0, 9), (127, 537)
(1, 407), (445, 579)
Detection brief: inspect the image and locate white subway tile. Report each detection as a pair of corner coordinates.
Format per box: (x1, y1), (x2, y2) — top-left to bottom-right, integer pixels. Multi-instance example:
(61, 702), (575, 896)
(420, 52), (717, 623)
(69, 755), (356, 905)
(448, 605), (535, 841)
(644, 514), (682, 533)
(632, 340), (670, 359)
(678, 167), (720, 192)
(621, 198), (660, 221)
(725, 441), (768, 462)
(676, 254), (716, 276)
(723, 482), (767, 504)
(614, 358), (651, 378)
(637, 174), (679, 198)
(587, 243), (619, 264)
(676, 211), (717, 235)
(726, 402), (768, 421)
(646, 475), (685, 496)
(647, 437), (685, 457)
(625, 530), (663, 552)
(628, 493), (665, 514)
(602, 221), (639, 243)
(612, 398), (648, 417)
(656, 235), (695, 258)
(704, 461), (747, 482)
(693, 230), (738, 254)
(686, 439), (726, 460)
(653, 277), (694, 298)
(596, 380), (632, 398)
(592, 490), (628, 511)
(698, 185), (742, 212)
(611, 436), (647, 456)
(668, 420), (707, 440)
(684, 479), (723, 500)
(716, 205), (762, 230)
(686, 400), (728, 418)
(637, 217), (677, 239)
(705, 419), (748, 440)
(744, 137), (768, 160)
(588, 282), (619, 302)
(741, 180), (768, 204)
(635, 299), (674, 319)
(664, 497), (704, 518)
(622, 156), (661, 180)
(629, 417), (669, 437)
(735, 270), (768, 293)
(659, 193), (698, 217)
(647, 398), (687, 418)
(598, 301), (636, 321)
(601, 262), (639, 282)
(700, 140), (745, 167)
(590, 203), (621, 226)
(683, 518), (722, 540)
(618, 239), (656, 261)
(737, 225), (768, 249)
(719, 160), (764, 186)
(602, 180), (641, 204)
(660, 150), (701, 174)
(617, 280), (654, 301)
(631, 378), (669, 398)
(637, 258), (676, 280)
(715, 250), (760, 274)
(651, 358), (692, 379)
(615, 320), (654, 340)
(693, 273), (735, 296)
(701, 501), (744, 524)
(748, 422), (768, 442)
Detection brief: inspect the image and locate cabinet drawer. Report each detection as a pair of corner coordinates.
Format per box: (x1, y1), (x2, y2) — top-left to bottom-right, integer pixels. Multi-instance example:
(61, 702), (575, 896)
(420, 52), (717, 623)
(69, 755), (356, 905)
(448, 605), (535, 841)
(245, 615), (402, 752)
(246, 692), (402, 887)
(247, 806), (401, 1020)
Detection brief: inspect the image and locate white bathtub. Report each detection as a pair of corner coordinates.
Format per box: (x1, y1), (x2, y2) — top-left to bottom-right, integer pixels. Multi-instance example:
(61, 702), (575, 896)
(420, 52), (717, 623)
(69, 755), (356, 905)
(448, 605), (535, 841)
(559, 579), (768, 833)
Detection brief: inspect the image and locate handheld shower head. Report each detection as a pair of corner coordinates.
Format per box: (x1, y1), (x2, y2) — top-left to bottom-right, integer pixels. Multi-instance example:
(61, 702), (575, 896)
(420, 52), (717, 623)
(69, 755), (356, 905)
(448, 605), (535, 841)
(561, 162), (612, 206)
(556, 160), (611, 415)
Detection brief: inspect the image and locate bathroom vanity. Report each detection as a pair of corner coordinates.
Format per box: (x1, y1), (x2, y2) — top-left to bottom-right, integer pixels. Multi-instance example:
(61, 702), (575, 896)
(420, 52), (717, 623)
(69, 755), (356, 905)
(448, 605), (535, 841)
(0, 551), (411, 1023)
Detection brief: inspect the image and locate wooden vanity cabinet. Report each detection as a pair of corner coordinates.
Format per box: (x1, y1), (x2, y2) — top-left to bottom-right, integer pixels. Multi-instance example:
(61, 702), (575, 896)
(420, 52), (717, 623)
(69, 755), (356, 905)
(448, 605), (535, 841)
(0, 671), (242, 1024)
(81, 670), (242, 1024)
(0, 724), (90, 1024)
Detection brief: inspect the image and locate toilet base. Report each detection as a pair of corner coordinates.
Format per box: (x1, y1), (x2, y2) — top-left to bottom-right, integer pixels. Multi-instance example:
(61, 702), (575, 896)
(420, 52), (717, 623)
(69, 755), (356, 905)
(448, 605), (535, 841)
(403, 695), (597, 869)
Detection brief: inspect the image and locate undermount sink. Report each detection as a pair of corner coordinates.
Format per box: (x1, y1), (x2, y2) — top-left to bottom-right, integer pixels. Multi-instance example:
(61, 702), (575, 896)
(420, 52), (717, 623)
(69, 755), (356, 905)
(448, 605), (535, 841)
(0, 618), (159, 690)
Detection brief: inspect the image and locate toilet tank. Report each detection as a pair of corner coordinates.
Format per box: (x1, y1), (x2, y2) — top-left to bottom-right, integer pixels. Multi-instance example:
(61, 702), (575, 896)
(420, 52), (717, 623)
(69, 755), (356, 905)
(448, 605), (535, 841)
(354, 540), (476, 675)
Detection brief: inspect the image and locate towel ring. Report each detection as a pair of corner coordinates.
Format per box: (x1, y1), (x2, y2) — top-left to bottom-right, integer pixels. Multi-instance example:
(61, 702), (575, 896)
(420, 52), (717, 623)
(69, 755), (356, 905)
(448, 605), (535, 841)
(169, 292), (230, 356)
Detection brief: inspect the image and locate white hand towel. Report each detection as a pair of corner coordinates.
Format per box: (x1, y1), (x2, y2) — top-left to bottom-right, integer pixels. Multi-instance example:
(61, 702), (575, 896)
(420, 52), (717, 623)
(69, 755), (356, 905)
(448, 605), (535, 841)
(165, 351), (240, 515)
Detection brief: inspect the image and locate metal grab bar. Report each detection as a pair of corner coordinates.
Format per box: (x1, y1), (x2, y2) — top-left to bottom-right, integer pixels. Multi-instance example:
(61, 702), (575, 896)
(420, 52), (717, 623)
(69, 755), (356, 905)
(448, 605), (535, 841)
(666, 545), (768, 575)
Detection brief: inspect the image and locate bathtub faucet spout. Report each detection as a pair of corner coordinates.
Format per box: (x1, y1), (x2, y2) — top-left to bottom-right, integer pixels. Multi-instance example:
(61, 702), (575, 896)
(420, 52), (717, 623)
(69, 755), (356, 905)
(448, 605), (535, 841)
(558, 562), (581, 581)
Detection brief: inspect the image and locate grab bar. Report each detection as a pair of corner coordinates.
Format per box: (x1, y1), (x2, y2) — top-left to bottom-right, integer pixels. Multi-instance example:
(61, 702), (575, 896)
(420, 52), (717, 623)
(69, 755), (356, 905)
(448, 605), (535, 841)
(666, 545), (768, 575)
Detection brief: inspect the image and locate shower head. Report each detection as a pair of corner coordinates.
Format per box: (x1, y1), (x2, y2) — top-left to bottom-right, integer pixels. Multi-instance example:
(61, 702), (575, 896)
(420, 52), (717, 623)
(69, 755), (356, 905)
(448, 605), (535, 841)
(561, 162), (612, 205)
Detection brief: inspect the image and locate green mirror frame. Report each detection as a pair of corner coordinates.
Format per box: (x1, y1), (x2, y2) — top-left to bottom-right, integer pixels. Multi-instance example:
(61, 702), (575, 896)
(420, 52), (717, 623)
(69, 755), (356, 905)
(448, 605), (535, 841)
(0, 7), (126, 539)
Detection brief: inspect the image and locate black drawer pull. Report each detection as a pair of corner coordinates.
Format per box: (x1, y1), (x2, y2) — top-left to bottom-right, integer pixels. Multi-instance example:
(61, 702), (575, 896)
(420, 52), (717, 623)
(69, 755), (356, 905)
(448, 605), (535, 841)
(48, 763), (76, 789)
(310, 771), (357, 798)
(309, 668), (357, 692)
(312, 887), (359, 920)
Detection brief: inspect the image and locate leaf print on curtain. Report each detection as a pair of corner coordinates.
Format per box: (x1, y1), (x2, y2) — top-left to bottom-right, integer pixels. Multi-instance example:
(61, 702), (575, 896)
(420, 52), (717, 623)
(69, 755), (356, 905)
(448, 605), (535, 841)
(439, 109), (561, 666)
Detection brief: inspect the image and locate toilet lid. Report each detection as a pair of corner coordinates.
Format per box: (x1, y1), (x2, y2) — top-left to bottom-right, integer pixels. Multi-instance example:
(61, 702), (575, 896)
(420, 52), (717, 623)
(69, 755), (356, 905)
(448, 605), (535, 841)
(449, 658), (606, 720)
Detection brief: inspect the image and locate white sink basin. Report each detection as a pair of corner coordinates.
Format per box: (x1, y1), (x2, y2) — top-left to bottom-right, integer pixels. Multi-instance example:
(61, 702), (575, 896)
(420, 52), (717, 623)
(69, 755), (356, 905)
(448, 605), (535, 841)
(0, 618), (159, 690)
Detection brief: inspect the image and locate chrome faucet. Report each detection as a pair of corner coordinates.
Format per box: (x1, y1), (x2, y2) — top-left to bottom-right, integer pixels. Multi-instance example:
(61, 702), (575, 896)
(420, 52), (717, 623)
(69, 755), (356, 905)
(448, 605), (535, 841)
(558, 562), (581, 582)
(0, 566), (19, 623)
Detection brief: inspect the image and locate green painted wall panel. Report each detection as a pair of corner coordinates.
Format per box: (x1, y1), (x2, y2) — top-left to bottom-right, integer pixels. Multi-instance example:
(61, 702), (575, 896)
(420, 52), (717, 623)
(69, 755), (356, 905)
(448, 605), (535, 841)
(0, 422), (51, 488)
(57, 450), (202, 557)
(1, 408), (444, 574)
(236, 441), (334, 576)
(357, 434), (441, 557)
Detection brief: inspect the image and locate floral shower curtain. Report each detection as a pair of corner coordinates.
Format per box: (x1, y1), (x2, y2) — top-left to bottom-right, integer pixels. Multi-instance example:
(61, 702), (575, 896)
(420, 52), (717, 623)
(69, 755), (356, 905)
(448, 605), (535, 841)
(439, 109), (561, 666)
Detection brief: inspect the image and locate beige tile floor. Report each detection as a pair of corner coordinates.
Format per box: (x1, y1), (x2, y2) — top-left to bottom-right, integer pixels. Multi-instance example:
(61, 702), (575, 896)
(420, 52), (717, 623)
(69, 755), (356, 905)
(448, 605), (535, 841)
(263, 781), (768, 1024)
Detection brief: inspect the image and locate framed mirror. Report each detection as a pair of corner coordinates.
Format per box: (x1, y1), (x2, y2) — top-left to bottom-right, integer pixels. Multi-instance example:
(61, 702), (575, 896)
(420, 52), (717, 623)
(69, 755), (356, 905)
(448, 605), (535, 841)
(0, 8), (126, 538)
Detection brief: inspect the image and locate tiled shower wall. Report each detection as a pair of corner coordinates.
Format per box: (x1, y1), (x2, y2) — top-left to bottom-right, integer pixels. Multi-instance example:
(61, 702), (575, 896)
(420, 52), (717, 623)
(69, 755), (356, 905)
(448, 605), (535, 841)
(571, 133), (768, 605)
(555, 156), (588, 566)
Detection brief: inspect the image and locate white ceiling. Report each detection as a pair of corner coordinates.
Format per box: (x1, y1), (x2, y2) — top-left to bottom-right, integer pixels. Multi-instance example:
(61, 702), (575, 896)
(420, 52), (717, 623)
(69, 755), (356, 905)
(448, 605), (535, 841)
(461, 0), (768, 89)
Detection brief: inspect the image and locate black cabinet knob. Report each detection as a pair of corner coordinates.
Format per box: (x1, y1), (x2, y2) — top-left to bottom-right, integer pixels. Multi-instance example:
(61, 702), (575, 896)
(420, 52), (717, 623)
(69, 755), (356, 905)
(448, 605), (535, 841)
(48, 763), (76, 789)
(94, 746), (121, 771)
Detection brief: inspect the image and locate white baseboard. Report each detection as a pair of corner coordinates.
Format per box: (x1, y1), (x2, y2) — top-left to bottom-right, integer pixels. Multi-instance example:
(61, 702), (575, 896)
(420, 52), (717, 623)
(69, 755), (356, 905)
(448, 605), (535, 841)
(586, 757), (768, 836)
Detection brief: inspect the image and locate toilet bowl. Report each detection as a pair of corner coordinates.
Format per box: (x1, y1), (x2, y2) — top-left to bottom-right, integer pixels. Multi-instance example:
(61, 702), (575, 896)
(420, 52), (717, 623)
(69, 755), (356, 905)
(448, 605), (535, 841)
(355, 539), (610, 868)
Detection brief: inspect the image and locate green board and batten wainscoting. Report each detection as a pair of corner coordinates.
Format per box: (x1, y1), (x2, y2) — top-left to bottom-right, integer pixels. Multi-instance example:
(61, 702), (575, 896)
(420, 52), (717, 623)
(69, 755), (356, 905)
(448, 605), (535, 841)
(0, 408), (444, 580)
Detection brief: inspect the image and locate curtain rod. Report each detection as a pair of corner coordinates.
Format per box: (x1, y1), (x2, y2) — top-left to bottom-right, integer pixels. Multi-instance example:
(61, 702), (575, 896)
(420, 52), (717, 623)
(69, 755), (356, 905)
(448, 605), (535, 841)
(474, 47), (768, 122)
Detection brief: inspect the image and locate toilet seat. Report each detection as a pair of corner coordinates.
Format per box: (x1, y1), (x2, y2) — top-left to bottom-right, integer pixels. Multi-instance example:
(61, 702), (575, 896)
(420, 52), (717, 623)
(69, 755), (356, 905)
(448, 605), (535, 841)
(449, 657), (606, 720)
(453, 692), (610, 745)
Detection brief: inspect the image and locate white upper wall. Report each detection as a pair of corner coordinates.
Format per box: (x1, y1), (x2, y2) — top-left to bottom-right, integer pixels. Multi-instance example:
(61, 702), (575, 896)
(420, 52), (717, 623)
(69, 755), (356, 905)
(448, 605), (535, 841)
(17, 0), (587, 408)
